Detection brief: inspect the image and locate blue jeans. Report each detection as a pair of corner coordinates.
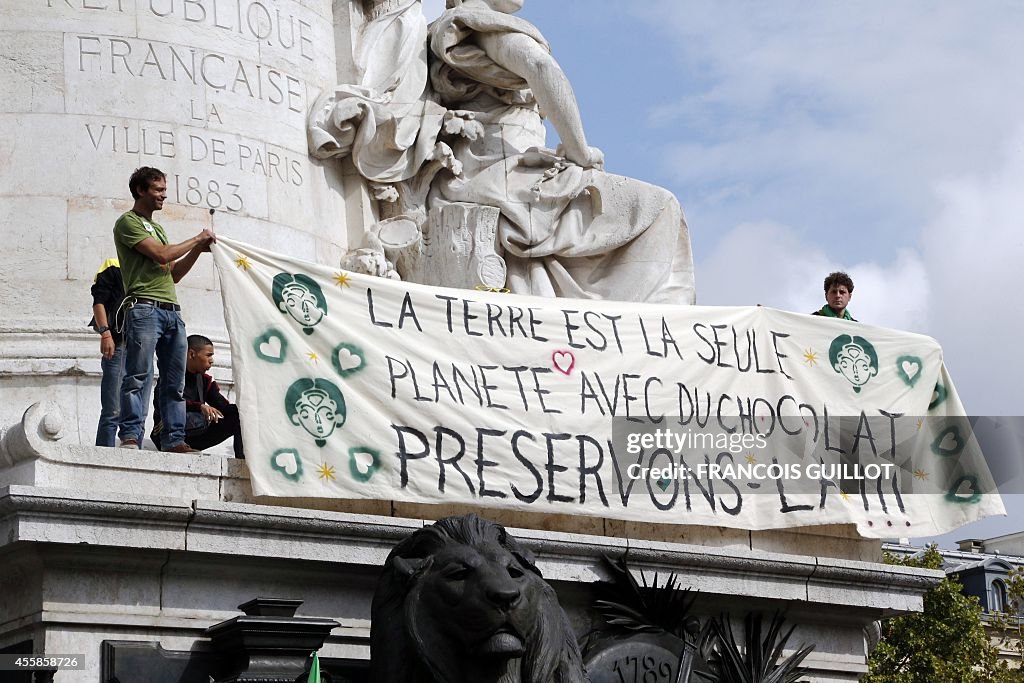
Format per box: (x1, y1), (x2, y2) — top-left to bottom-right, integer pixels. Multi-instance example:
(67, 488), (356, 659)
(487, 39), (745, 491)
(118, 304), (187, 448)
(96, 345), (153, 447)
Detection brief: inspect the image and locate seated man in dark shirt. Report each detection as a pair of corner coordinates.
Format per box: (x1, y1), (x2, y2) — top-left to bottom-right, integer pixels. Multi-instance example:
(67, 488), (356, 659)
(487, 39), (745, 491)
(152, 334), (245, 458)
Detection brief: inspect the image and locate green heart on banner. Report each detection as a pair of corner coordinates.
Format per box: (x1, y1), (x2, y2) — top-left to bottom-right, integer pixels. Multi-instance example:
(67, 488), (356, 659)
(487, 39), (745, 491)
(254, 328), (288, 364)
(348, 446), (380, 482)
(332, 342), (367, 378)
(271, 448), (303, 481)
(895, 355), (923, 387)
(930, 425), (966, 457)
(945, 475), (982, 505)
(929, 383), (948, 411)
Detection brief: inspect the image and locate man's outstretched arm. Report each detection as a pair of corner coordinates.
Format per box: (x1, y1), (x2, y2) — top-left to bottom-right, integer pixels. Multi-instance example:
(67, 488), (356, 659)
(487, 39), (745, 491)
(133, 228), (215, 266)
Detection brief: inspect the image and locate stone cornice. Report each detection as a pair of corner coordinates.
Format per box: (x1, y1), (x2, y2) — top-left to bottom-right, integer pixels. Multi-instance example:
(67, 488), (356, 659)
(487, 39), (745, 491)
(0, 401), (942, 617)
(0, 484), (942, 615)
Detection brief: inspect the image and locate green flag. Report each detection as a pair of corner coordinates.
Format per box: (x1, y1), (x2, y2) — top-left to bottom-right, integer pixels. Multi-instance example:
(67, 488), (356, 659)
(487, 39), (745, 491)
(308, 650), (321, 683)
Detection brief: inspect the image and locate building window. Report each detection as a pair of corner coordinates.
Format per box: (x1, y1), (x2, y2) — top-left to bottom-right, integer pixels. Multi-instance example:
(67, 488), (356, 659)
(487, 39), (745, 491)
(991, 579), (1008, 612)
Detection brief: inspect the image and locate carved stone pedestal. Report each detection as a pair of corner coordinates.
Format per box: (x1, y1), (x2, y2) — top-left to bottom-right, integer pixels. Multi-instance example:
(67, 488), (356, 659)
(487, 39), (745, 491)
(0, 402), (943, 682)
(385, 203), (506, 290)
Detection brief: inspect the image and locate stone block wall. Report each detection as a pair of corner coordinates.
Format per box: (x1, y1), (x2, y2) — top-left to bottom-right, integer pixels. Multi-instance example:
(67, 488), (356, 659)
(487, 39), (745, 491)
(0, 0), (376, 440)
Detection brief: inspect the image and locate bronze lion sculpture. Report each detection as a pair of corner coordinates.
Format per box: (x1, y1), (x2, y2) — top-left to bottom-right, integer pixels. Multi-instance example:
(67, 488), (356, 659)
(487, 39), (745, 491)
(370, 514), (589, 683)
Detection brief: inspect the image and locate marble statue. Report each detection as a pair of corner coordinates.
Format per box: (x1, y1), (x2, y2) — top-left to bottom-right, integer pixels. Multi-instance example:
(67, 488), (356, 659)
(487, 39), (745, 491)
(308, 0), (448, 184)
(311, 0), (696, 304)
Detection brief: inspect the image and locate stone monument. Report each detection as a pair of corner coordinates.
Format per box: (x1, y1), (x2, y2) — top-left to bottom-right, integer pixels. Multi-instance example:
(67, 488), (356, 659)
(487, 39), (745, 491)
(0, 0), (695, 440)
(311, 0), (696, 305)
(0, 2), (954, 681)
(0, 0), (374, 440)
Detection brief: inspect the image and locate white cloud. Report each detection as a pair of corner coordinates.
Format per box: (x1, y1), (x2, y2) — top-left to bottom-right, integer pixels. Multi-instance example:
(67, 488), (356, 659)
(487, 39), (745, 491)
(645, 0), (1024, 250)
(695, 221), (929, 332)
(921, 128), (1024, 415)
(690, 127), (1024, 415)
(505, 0), (1021, 540)
(843, 252), (929, 332)
(637, 0), (1024, 415)
(695, 221), (831, 309)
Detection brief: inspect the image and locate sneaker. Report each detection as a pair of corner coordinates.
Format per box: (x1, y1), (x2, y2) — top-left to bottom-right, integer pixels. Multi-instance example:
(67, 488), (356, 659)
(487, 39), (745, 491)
(119, 438), (139, 449)
(163, 443), (203, 454)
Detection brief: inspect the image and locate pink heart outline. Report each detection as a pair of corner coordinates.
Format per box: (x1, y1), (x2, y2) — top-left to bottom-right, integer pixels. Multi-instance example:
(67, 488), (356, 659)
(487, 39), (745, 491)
(552, 350), (576, 375)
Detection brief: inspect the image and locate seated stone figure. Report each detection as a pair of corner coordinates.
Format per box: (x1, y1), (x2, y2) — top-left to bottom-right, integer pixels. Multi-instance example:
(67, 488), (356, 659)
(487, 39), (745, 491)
(427, 0), (695, 304)
(308, 0), (447, 184)
(312, 0), (695, 304)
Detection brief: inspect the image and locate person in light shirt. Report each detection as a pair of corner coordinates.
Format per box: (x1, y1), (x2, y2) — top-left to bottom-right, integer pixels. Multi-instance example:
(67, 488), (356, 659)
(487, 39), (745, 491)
(112, 166), (215, 452)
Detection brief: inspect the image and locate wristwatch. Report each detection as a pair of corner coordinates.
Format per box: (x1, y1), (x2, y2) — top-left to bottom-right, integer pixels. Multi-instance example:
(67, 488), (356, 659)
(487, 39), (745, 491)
(95, 325), (111, 335)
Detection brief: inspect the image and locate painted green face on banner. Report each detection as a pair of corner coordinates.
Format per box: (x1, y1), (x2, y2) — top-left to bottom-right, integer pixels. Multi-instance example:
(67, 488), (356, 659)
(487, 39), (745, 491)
(281, 282), (324, 327)
(837, 345), (874, 386)
(273, 272), (327, 335)
(285, 378), (346, 447)
(296, 392), (339, 437)
(829, 334), (879, 393)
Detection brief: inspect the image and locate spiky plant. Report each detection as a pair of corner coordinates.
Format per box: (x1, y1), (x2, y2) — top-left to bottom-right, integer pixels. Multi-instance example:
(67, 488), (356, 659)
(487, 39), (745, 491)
(695, 612), (813, 683)
(592, 553), (697, 640)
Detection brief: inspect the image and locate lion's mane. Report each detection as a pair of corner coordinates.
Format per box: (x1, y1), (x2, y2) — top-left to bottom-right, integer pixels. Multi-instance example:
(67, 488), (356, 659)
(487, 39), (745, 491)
(370, 514), (588, 683)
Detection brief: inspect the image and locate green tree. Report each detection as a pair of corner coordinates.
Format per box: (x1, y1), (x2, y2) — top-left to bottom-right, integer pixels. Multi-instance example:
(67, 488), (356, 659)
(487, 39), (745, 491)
(989, 566), (1024, 679)
(862, 545), (1011, 683)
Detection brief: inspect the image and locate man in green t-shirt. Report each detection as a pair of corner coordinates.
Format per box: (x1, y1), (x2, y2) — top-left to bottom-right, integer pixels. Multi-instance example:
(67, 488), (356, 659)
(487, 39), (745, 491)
(113, 167), (216, 452)
(811, 271), (857, 322)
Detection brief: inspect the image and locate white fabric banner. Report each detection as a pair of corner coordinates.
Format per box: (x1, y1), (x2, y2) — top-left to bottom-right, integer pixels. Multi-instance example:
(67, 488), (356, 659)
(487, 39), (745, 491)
(213, 238), (1003, 538)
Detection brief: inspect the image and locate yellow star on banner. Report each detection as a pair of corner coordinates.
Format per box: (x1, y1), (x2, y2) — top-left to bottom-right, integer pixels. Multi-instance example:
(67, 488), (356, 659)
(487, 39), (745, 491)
(917, 418), (924, 431)
(839, 491), (851, 502)
(307, 351), (319, 364)
(803, 348), (819, 366)
(235, 254), (252, 271)
(333, 271), (352, 288)
(745, 453), (757, 465)
(317, 462), (336, 481)
(914, 469), (929, 480)
(474, 284), (511, 294)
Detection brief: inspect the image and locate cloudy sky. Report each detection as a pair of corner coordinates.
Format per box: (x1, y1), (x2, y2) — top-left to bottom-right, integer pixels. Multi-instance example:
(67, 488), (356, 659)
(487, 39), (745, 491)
(424, 0), (1024, 543)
